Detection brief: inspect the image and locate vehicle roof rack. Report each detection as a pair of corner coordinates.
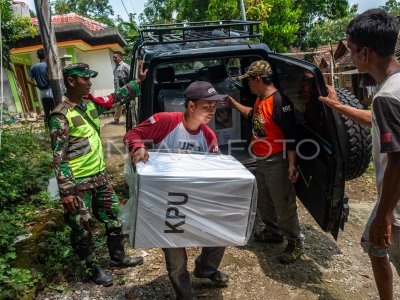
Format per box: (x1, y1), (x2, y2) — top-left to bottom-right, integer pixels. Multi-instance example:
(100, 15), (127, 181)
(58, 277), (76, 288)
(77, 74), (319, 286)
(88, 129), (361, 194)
(138, 20), (261, 45)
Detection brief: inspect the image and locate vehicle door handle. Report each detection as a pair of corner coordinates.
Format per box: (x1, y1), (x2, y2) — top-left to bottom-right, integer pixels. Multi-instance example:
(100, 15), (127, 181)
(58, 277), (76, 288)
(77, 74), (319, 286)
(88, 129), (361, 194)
(297, 165), (312, 188)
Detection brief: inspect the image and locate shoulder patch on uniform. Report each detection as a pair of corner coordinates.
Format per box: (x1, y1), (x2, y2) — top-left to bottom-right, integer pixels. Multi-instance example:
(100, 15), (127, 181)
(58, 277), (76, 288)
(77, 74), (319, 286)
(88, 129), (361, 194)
(71, 115), (85, 127)
(149, 115), (159, 124)
(51, 102), (68, 116)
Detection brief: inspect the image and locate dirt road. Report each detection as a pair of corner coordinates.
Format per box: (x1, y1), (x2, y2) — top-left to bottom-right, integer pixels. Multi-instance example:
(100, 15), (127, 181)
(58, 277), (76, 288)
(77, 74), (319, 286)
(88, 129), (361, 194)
(37, 118), (400, 300)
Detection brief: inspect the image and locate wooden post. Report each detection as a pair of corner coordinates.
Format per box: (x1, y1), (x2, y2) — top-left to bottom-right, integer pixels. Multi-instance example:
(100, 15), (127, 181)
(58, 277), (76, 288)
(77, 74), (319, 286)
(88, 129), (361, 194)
(330, 41), (335, 88)
(34, 0), (64, 105)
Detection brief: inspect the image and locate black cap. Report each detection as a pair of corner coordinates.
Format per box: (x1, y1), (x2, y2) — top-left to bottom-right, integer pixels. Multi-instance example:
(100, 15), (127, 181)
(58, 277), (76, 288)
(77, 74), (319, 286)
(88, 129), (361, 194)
(183, 81), (227, 101)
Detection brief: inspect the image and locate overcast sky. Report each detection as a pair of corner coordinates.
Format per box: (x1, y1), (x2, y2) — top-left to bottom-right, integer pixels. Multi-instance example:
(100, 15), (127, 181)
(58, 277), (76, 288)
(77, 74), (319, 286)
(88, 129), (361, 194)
(24, 0), (386, 22)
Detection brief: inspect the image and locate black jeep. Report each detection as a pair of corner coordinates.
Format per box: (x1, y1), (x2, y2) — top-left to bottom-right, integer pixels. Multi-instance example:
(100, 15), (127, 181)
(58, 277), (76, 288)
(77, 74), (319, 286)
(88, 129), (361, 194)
(126, 21), (372, 239)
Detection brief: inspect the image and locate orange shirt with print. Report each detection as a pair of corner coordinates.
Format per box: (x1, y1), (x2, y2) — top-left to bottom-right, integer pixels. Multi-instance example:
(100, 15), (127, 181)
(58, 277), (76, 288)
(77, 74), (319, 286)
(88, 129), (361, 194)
(251, 94), (286, 156)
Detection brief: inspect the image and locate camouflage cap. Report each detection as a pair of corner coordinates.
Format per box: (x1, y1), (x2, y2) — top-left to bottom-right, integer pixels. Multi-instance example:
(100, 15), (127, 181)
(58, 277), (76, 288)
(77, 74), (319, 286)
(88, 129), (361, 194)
(238, 60), (273, 80)
(63, 63), (98, 78)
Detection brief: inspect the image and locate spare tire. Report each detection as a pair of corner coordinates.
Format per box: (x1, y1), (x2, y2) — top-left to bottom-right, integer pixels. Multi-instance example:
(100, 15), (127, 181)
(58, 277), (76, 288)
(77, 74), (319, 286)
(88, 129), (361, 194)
(335, 88), (372, 180)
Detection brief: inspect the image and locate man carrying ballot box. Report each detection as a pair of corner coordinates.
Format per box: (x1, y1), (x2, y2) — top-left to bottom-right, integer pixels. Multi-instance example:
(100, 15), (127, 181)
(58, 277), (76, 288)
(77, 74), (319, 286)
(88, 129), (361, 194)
(123, 81), (229, 300)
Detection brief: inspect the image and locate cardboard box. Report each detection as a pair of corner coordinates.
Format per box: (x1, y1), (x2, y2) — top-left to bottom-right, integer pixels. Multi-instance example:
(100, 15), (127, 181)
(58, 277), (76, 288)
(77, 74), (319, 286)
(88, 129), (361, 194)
(121, 151), (257, 248)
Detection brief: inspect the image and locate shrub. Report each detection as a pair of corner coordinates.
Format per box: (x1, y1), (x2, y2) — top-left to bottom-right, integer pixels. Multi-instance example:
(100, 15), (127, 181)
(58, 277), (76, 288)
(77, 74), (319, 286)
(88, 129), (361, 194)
(0, 124), (55, 298)
(0, 210), (36, 299)
(0, 125), (53, 208)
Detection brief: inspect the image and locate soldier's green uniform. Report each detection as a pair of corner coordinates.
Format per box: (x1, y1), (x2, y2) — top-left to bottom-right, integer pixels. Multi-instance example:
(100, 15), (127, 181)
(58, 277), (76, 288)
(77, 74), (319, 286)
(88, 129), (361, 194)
(50, 98), (119, 240)
(49, 63), (143, 286)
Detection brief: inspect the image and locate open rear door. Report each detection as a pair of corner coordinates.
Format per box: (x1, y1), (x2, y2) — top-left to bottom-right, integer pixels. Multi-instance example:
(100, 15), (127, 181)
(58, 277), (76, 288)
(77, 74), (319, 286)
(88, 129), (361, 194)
(268, 53), (347, 239)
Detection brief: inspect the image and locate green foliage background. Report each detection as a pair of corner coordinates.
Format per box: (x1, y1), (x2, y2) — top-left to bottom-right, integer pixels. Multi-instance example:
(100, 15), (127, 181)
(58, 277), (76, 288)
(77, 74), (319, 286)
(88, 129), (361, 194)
(51, 0), (400, 53)
(0, 0), (36, 69)
(380, 0), (400, 15)
(138, 0), (352, 52)
(0, 125), (67, 299)
(52, 0), (115, 26)
(0, 126), (53, 208)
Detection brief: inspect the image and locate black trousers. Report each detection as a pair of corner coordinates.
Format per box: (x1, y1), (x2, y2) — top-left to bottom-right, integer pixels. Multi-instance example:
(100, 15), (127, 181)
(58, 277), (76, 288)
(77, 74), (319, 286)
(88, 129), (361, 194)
(41, 97), (55, 123)
(162, 247), (225, 300)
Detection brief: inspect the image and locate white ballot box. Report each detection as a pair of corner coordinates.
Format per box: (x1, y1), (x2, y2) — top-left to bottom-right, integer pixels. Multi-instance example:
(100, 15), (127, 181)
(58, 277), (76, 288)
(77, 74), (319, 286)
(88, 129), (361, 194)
(120, 151), (257, 248)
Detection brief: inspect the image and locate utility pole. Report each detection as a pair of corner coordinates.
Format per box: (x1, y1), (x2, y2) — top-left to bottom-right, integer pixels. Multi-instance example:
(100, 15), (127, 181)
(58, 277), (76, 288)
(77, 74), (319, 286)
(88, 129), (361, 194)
(239, 0), (247, 21)
(34, 0), (64, 105)
(329, 40), (335, 88)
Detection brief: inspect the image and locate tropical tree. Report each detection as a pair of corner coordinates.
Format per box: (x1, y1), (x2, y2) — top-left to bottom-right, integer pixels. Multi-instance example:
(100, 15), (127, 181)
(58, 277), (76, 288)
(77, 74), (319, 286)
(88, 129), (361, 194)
(139, 0), (351, 51)
(380, 0), (400, 15)
(249, 0), (300, 52)
(295, 0), (350, 47)
(302, 4), (357, 50)
(140, 0), (175, 24)
(1, 0), (36, 69)
(114, 14), (140, 63)
(52, 0), (115, 26)
(210, 0), (301, 52)
(173, 0), (210, 22)
(140, 0), (300, 52)
(1, 0), (36, 115)
(207, 0), (241, 21)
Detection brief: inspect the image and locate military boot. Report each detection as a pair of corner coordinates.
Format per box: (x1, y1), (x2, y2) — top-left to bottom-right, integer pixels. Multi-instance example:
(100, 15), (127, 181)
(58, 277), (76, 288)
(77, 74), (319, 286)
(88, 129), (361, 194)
(106, 230), (143, 268)
(75, 244), (113, 286)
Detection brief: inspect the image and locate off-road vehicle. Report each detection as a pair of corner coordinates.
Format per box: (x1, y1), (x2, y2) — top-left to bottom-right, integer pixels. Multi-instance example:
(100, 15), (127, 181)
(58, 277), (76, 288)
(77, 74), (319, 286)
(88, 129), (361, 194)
(126, 21), (372, 239)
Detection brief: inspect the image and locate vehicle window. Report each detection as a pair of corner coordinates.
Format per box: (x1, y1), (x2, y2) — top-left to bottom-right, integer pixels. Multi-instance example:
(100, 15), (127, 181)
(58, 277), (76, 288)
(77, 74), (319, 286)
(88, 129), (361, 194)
(161, 60), (221, 73)
(157, 56), (260, 81)
(272, 62), (331, 141)
(225, 58), (241, 77)
(156, 57), (248, 145)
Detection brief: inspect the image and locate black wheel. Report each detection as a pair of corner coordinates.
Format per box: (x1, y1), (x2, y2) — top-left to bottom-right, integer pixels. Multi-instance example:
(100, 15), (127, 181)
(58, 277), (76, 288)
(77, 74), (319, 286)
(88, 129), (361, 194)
(125, 99), (137, 132)
(335, 88), (372, 180)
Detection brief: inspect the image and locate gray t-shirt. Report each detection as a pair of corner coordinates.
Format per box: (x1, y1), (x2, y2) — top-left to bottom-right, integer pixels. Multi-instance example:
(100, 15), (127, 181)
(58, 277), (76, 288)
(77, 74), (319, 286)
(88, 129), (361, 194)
(113, 61), (130, 91)
(371, 71), (400, 225)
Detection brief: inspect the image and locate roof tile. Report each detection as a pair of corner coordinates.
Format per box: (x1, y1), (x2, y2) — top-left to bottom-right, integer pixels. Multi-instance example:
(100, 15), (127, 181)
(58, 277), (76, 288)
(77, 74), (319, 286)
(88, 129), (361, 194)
(31, 13), (108, 31)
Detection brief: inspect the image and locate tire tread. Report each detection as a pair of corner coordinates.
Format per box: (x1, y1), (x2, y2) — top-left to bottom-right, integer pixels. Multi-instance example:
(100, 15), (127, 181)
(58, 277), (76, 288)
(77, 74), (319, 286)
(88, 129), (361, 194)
(336, 88), (372, 181)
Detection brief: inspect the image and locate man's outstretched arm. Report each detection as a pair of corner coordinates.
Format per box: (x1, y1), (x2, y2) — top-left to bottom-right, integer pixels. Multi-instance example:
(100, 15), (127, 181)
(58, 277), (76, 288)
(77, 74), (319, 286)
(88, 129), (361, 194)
(319, 85), (372, 127)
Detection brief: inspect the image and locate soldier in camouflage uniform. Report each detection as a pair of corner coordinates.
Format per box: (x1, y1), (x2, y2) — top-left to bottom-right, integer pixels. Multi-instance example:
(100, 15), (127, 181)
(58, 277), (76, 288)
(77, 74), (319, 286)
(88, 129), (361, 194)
(49, 62), (147, 286)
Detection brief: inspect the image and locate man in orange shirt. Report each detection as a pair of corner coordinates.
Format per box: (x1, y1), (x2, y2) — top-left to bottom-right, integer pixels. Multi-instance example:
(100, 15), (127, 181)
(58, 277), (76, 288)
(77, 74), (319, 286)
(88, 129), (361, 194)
(226, 60), (303, 263)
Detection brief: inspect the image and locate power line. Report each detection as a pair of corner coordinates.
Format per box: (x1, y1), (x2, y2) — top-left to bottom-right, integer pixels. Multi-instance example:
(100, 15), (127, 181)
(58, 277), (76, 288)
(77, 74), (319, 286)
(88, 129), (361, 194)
(119, 0), (130, 19)
(128, 0), (137, 15)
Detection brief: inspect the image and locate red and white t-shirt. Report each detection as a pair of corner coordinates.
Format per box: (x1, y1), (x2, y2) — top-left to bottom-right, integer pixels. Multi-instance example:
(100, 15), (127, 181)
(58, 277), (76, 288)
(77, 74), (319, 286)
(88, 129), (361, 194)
(123, 112), (219, 154)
